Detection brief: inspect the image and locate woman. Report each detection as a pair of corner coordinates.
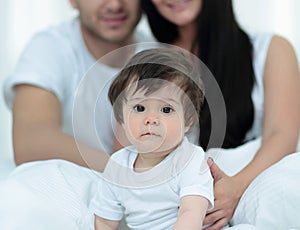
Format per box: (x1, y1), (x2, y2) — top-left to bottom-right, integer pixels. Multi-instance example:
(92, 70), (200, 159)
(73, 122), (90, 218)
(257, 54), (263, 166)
(142, 0), (300, 229)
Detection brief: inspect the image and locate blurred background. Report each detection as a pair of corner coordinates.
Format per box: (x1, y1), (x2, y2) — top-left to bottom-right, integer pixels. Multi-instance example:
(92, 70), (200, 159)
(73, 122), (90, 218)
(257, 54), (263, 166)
(1, 0), (299, 177)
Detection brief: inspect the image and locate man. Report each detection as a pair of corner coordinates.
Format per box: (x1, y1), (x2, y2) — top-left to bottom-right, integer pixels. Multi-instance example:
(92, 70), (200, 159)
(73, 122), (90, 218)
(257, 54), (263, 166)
(1, 0), (154, 229)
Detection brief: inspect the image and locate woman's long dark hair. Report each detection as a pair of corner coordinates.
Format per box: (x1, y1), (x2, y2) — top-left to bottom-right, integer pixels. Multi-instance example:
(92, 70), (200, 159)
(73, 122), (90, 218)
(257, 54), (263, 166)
(142, 0), (254, 149)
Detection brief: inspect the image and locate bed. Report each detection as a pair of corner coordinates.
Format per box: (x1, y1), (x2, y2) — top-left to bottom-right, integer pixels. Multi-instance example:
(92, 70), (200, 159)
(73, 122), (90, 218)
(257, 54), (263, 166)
(1, 137), (300, 229)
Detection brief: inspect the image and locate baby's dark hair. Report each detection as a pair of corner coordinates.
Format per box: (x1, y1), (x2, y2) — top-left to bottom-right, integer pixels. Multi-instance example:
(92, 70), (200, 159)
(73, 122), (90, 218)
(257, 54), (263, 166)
(108, 48), (204, 128)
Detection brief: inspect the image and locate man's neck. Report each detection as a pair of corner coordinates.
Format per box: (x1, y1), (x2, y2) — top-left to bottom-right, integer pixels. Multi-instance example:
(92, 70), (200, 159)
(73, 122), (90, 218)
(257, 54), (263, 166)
(80, 25), (136, 68)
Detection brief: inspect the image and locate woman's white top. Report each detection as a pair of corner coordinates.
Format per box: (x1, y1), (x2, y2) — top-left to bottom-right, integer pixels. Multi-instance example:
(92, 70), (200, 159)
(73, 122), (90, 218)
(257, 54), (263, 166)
(245, 33), (273, 141)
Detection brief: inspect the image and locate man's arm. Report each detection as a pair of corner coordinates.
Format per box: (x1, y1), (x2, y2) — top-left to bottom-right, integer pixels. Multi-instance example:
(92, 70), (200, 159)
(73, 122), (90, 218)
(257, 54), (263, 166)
(95, 215), (119, 230)
(12, 84), (108, 171)
(174, 195), (209, 229)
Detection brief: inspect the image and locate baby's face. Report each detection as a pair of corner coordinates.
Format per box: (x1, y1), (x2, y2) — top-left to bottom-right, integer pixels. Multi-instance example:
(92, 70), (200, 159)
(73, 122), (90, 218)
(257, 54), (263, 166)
(122, 84), (188, 155)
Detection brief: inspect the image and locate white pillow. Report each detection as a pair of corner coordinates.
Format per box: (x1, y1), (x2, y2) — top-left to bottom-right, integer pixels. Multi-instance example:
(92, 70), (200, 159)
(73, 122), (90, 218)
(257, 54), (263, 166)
(231, 152), (300, 229)
(206, 138), (300, 229)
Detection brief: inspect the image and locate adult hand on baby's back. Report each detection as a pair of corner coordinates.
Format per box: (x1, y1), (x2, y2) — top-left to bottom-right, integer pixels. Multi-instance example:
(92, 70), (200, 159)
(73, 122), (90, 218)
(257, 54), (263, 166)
(203, 159), (241, 230)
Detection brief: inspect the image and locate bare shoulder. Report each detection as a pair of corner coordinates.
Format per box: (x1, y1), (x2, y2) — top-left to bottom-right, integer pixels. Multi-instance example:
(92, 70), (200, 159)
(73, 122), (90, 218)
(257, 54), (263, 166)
(265, 35), (299, 72)
(270, 35), (292, 46)
(267, 35), (298, 61)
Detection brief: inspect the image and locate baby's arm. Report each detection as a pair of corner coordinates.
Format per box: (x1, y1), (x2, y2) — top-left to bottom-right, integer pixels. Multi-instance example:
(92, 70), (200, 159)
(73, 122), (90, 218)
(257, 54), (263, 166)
(95, 215), (120, 230)
(174, 195), (209, 230)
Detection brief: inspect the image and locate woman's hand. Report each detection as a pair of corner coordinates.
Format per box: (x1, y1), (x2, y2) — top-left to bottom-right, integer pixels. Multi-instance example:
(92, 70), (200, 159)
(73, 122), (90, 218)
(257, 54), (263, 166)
(203, 159), (242, 230)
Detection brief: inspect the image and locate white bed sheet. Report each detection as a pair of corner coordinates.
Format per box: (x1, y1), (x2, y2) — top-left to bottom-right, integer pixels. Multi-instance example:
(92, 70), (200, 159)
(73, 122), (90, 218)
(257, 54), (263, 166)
(1, 137), (300, 229)
(0, 158), (15, 181)
(207, 137), (300, 229)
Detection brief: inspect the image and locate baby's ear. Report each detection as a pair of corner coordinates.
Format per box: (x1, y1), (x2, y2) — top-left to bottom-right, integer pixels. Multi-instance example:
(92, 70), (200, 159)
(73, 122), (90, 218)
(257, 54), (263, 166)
(184, 125), (191, 133)
(184, 118), (196, 133)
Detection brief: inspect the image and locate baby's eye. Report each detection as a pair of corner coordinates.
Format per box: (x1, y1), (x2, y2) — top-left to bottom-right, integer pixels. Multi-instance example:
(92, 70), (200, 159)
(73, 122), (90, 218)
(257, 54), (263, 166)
(133, 104), (145, 112)
(161, 106), (174, 114)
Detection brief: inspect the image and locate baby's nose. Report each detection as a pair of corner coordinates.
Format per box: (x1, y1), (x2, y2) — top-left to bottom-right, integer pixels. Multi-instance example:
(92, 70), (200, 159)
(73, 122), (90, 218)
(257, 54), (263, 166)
(144, 116), (159, 125)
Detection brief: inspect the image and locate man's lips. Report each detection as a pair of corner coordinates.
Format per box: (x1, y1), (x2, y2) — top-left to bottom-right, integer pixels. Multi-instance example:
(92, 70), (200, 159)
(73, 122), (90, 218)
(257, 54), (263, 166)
(102, 15), (127, 27)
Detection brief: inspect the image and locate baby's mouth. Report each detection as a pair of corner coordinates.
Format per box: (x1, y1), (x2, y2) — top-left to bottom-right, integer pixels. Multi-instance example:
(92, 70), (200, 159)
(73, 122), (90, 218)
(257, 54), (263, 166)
(141, 132), (160, 137)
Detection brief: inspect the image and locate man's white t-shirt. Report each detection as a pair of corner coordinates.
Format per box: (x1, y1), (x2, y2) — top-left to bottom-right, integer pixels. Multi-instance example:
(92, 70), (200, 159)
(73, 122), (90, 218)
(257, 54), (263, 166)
(3, 17), (156, 154)
(91, 137), (214, 230)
